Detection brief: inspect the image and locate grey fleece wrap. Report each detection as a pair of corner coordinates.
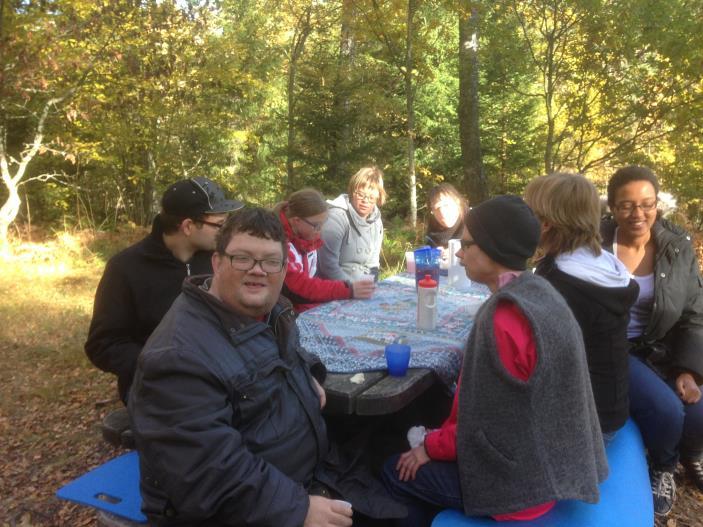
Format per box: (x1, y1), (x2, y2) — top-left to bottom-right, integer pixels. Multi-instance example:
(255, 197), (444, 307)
(456, 272), (608, 516)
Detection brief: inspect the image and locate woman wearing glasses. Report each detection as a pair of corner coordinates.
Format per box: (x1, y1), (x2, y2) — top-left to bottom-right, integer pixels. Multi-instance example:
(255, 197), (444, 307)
(601, 165), (703, 516)
(274, 188), (375, 312)
(318, 166), (387, 282)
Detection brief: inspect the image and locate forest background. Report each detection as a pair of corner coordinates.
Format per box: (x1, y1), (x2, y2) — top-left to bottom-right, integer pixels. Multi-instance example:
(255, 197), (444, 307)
(1, 0), (703, 525)
(2, 0), (703, 242)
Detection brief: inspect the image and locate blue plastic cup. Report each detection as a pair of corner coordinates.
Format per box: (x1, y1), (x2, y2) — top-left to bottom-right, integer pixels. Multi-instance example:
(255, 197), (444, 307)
(385, 343), (411, 376)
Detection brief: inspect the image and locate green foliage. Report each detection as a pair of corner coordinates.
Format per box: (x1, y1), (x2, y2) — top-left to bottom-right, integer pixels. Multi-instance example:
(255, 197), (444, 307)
(380, 217), (422, 278)
(3, 0), (703, 233)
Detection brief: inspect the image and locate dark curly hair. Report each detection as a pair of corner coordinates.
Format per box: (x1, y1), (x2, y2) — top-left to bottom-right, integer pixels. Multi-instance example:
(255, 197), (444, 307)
(215, 207), (287, 259)
(607, 166), (660, 208)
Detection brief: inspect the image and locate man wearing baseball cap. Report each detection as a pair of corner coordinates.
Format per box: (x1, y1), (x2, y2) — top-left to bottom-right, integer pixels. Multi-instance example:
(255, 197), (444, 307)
(384, 196), (607, 525)
(86, 177), (243, 404)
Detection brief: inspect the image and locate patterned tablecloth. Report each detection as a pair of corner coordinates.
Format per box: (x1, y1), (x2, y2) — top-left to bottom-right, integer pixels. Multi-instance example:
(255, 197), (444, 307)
(297, 274), (490, 387)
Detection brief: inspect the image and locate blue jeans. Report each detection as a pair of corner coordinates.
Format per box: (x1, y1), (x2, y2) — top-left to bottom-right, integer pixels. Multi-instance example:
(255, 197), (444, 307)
(381, 455), (463, 527)
(629, 355), (703, 470)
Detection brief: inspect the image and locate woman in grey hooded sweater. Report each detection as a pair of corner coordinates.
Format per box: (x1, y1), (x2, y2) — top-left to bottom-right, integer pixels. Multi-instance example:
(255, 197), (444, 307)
(318, 166), (387, 281)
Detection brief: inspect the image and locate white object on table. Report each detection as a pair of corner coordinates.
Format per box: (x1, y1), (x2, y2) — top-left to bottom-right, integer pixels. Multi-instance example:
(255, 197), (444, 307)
(405, 251), (416, 274)
(447, 239), (472, 290)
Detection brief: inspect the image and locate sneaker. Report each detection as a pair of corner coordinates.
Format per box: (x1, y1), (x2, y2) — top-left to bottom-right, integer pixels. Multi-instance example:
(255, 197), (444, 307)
(682, 457), (703, 492)
(650, 468), (676, 516)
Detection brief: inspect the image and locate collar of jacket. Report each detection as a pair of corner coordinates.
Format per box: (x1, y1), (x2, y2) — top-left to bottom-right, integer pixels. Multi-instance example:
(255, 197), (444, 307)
(141, 214), (213, 265)
(329, 194), (380, 229)
(182, 274), (296, 343)
(601, 215), (686, 257)
(278, 210), (323, 254)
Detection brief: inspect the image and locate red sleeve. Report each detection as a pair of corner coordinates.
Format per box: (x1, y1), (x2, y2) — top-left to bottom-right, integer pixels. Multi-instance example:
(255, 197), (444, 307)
(424, 379), (460, 461)
(284, 246), (352, 303)
(426, 302), (536, 461)
(493, 300), (537, 381)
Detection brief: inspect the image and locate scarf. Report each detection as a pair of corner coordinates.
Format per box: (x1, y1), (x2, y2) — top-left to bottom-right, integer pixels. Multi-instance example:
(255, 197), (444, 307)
(278, 209), (323, 254)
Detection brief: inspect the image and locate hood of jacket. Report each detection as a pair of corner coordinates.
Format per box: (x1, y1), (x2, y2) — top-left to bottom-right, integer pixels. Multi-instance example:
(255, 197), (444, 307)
(554, 246), (632, 288)
(601, 215), (690, 261)
(328, 193), (381, 230)
(537, 254), (638, 317)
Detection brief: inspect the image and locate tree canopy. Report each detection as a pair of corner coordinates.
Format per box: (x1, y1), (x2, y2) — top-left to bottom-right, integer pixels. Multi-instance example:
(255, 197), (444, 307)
(2, 0), (702, 241)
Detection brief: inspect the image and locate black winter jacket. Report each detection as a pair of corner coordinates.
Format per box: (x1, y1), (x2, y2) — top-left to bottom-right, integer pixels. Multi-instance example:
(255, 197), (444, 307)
(85, 216), (213, 402)
(128, 276), (404, 526)
(536, 256), (639, 432)
(601, 217), (703, 381)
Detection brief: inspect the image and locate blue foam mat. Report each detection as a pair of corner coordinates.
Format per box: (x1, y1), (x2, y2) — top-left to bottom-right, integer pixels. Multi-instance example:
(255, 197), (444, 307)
(432, 419), (653, 527)
(56, 451), (146, 523)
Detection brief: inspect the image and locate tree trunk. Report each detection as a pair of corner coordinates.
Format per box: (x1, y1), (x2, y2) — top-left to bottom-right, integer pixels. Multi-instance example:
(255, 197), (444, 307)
(405, 0), (418, 228)
(0, 172), (21, 252)
(285, 6), (313, 195)
(0, 96), (63, 252)
(286, 60), (297, 194)
(143, 150), (157, 225)
(543, 28), (556, 175)
(458, 2), (488, 203)
(330, 0), (355, 182)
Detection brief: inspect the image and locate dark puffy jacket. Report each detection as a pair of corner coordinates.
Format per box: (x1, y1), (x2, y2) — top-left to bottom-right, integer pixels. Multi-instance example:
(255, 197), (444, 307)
(601, 217), (703, 381)
(85, 216), (213, 402)
(536, 256), (639, 432)
(128, 276), (404, 526)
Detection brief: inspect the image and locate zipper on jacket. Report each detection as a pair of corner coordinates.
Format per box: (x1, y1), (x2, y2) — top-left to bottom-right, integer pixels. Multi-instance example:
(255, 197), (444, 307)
(186, 263), (191, 276)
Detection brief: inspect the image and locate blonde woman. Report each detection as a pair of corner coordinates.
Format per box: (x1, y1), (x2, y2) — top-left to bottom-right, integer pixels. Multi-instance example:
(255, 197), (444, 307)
(318, 166), (386, 281)
(274, 188), (374, 312)
(525, 173), (638, 440)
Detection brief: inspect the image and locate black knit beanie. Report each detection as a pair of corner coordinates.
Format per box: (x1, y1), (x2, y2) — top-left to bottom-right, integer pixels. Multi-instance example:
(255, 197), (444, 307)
(465, 195), (540, 271)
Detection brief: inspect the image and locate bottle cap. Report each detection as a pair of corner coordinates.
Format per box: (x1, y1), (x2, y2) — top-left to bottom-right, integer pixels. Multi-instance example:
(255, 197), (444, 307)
(418, 274), (437, 288)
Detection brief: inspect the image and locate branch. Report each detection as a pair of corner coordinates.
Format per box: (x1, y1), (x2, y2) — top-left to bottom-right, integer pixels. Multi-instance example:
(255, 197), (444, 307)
(18, 172), (67, 186)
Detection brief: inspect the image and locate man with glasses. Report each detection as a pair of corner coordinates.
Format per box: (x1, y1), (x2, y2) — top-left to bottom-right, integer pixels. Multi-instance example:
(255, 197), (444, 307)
(129, 208), (404, 527)
(85, 177), (242, 404)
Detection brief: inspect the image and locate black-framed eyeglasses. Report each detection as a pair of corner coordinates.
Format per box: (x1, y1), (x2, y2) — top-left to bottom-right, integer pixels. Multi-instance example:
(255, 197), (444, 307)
(222, 252), (285, 273)
(614, 200), (657, 213)
(299, 217), (324, 232)
(197, 219), (226, 229)
(460, 239), (476, 250)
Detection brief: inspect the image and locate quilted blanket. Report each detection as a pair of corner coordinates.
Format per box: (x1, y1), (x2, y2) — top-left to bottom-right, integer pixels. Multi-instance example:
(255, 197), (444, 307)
(297, 274), (489, 386)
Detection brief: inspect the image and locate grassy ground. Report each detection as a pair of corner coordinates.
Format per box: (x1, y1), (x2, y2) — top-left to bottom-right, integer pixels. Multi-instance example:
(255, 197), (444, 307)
(0, 229), (145, 527)
(0, 226), (701, 526)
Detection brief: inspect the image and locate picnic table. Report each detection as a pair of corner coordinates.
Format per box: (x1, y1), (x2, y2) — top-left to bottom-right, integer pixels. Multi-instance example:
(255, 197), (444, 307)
(299, 274), (489, 416)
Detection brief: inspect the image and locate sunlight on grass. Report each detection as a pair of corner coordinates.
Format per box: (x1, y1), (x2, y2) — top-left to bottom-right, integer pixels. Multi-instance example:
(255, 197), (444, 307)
(0, 230), (133, 414)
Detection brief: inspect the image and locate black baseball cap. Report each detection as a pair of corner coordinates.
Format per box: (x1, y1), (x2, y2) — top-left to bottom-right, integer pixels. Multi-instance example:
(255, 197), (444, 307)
(161, 177), (243, 218)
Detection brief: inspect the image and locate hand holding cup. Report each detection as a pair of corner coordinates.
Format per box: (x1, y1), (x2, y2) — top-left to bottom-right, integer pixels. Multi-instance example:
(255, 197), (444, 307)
(352, 274), (375, 299)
